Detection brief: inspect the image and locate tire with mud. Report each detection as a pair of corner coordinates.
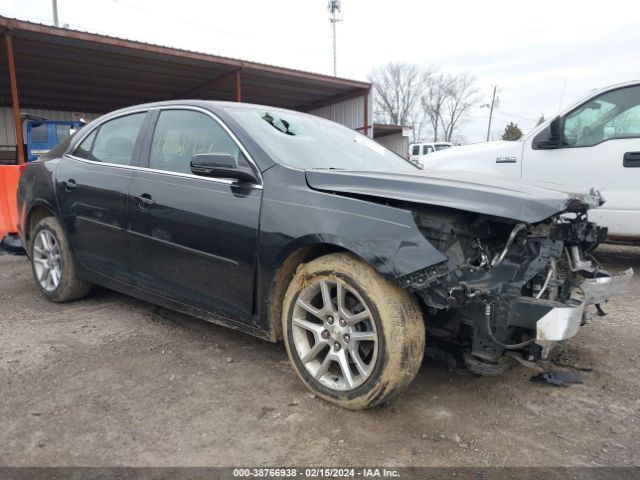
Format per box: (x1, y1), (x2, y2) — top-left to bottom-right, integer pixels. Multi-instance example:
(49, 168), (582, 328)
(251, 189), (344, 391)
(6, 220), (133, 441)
(282, 253), (425, 409)
(30, 216), (92, 302)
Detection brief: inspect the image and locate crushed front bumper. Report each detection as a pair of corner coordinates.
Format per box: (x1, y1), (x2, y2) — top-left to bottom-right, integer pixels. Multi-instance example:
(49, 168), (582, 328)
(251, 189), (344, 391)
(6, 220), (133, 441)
(536, 268), (633, 342)
(580, 268), (634, 304)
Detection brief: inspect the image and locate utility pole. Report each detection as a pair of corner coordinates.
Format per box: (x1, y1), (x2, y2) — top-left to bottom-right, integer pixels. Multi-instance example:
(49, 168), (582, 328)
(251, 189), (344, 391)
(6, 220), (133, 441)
(486, 85), (497, 142)
(327, 0), (342, 76)
(52, 0), (59, 27)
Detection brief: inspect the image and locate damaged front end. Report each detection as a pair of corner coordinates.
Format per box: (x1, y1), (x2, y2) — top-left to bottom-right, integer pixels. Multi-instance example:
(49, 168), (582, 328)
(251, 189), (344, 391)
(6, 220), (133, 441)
(401, 195), (633, 374)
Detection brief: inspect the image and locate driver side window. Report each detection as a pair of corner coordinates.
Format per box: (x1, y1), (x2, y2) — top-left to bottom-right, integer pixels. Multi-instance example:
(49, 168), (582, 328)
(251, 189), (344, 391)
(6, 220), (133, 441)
(563, 85), (640, 147)
(150, 109), (248, 174)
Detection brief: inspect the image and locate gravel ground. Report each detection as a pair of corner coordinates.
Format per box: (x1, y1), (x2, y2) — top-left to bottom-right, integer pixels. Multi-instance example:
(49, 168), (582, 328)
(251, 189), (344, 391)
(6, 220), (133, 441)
(0, 244), (638, 467)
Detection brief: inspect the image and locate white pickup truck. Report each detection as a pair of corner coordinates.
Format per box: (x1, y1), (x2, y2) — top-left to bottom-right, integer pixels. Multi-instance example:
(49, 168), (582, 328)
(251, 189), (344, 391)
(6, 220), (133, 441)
(418, 80), (640, 240)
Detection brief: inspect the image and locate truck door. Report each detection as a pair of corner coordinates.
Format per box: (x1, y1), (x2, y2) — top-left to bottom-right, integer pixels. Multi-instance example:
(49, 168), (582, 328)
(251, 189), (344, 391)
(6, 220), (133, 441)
(522, 84), (640, 238)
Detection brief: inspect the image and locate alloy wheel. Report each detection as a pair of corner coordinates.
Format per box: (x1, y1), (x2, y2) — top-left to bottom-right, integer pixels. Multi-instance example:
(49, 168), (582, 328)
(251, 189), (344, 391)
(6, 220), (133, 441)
(291, 278), (378, 391)
(32, 230), (62, 292)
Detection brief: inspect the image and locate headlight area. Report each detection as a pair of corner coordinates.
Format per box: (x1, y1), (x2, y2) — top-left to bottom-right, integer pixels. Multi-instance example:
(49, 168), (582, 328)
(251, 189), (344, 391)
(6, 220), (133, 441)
(399, 207), (633, 374)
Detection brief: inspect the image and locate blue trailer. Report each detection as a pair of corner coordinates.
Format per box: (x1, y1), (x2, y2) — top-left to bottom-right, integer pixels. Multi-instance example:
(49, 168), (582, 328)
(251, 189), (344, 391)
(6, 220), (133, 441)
(25, 120), (83, 161)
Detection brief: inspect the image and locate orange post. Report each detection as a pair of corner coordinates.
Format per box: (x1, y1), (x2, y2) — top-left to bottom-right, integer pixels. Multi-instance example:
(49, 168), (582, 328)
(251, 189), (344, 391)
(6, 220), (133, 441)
(5, 31), (24, 165)
(0, 31), (23, 240)
(0, 166), (21, 238)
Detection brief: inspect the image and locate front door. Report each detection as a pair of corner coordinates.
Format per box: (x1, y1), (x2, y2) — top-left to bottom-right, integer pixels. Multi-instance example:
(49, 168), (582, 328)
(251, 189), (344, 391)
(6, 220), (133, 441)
(127, 108), (262, 323)
(56, 112), (148, 282)
(523, 84), (640, 237)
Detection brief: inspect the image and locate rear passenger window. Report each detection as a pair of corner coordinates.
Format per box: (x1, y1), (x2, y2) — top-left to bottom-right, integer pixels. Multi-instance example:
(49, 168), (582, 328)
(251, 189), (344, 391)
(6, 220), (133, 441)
(411, 145), (420, 155)
(74, 129), (97, 160)
(73, 113), (146, 165)
(149, 109), (247, 174)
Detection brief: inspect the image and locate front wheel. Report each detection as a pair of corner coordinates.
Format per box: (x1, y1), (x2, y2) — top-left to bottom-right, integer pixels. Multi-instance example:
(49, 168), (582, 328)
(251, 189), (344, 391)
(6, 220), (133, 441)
(282, 253), (425, 409)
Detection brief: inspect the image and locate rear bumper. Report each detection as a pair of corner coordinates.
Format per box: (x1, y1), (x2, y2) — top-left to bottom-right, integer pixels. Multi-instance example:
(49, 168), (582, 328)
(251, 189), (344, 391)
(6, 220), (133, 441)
(536, 268), (633, 342)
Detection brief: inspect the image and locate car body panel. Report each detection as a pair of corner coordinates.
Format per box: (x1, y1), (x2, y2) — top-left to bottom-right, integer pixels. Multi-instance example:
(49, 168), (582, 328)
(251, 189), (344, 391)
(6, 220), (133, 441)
(260, 166), (447, 274)
(56, 156), (134, 282)
(127, 167), (262, 323)
(305, 168), (601, 224)
(418, 140), (524, 177)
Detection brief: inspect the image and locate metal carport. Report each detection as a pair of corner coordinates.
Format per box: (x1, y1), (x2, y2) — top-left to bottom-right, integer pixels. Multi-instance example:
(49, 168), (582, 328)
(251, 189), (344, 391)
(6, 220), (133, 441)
(0, 15), (372, 164)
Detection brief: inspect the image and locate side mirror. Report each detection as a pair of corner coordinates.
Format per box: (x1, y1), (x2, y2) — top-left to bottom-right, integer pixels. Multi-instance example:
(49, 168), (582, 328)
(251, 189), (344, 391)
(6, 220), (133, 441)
(190, 153), (258, 184)
(534, 116), (563, 149)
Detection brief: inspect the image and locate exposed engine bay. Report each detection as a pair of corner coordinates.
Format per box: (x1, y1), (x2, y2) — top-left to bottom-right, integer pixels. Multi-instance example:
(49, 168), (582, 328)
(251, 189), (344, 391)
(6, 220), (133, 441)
(400, 202), (633, 375)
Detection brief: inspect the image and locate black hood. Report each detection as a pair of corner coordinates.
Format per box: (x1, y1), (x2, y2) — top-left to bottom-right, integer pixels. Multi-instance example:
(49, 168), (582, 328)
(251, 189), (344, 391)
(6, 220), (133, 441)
(305, 169), (604, 224)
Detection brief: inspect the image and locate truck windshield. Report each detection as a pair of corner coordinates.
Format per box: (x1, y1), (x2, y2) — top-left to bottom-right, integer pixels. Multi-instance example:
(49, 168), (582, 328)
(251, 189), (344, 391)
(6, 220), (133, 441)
(435, 144), (452, 151)
(229, 106), (418, 173)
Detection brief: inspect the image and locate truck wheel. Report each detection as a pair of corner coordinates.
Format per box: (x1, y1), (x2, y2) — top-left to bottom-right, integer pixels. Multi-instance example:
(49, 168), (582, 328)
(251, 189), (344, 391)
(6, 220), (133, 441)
(30, 217), (91, 302)
(282, 253), (425, 409)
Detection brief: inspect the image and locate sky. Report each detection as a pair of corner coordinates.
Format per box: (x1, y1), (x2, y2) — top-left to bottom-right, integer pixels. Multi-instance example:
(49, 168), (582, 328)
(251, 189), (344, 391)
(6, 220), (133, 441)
(2, 0), (640, 143)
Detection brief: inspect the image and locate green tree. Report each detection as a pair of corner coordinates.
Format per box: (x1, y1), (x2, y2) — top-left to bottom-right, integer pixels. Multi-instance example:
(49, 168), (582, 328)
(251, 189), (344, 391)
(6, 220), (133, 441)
(502, 121), (523, 141)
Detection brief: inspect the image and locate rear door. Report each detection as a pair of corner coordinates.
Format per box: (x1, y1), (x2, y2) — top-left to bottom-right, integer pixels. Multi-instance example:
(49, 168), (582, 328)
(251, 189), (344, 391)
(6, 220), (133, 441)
(127, 107), (262, 323)
(57, 111), (149, 282)
(523, 84), (640, 237)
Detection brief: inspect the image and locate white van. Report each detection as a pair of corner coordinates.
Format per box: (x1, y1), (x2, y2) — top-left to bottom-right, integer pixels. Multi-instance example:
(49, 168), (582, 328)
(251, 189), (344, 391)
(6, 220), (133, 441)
(409, 142), (453, 162)
(418, 80), (640, 240)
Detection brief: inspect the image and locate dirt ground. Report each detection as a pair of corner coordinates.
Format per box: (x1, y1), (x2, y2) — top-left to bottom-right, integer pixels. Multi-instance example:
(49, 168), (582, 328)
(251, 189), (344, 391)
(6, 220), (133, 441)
(0, 244), (638, 467)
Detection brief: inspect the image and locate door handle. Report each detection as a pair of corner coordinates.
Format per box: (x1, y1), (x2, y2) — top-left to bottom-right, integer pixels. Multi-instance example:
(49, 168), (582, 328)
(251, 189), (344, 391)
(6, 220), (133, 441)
(62, 179), (77, 192)
(623, 151), (640, 168)
(133, 193), (155, 208)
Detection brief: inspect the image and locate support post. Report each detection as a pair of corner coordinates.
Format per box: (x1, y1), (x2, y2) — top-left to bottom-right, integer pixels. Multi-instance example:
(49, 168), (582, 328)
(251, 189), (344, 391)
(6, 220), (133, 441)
(5, 32), (24, 165)
(363, 89), (369, 137)
(235, 69), (242, 102)
(486, 85), (497, 142)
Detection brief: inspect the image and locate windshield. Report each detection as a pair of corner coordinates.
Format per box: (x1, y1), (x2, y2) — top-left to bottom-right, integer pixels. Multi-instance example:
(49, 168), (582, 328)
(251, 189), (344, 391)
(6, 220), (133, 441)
(229, 106), (418, 173)
(435, 144), (452, 151)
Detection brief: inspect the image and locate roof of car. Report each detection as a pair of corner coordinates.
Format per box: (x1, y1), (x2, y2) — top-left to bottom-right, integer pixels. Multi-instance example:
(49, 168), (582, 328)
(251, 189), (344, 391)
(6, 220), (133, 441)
(105, 100), (298, 117)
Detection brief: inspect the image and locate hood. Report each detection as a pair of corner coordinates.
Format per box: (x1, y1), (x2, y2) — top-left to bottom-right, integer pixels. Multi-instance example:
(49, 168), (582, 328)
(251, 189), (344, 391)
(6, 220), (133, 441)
(305, 169), (603, 224)
(419, 141), (522, 171)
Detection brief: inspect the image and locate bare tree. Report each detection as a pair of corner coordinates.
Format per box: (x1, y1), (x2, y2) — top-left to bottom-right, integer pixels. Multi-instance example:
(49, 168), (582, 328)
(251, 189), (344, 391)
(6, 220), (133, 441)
(369, 64), (480, 143)
(369, 62), (427, 129)
(439, 72), (481, 142)
(421, 73), (449, 142)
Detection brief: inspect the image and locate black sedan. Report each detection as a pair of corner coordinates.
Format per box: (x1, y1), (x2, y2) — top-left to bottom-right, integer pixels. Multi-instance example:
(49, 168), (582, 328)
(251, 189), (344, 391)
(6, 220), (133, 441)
(17, 101), (631, 409)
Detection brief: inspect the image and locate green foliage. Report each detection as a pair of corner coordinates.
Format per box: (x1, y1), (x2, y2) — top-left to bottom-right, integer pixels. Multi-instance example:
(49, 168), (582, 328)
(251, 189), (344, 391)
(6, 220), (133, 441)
(502, 121), (523, 141)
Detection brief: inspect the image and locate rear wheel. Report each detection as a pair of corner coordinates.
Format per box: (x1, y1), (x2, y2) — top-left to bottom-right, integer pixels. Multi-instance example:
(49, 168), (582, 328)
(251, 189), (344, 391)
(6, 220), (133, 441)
(30, 217), (91, 302)
(282, 253), (425, 409)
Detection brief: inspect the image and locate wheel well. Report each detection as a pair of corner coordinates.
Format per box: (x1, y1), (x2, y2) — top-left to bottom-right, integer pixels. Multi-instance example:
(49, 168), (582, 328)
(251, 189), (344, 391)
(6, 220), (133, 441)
(268, 244), (348, 341)
(25, 205), (55, 249)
